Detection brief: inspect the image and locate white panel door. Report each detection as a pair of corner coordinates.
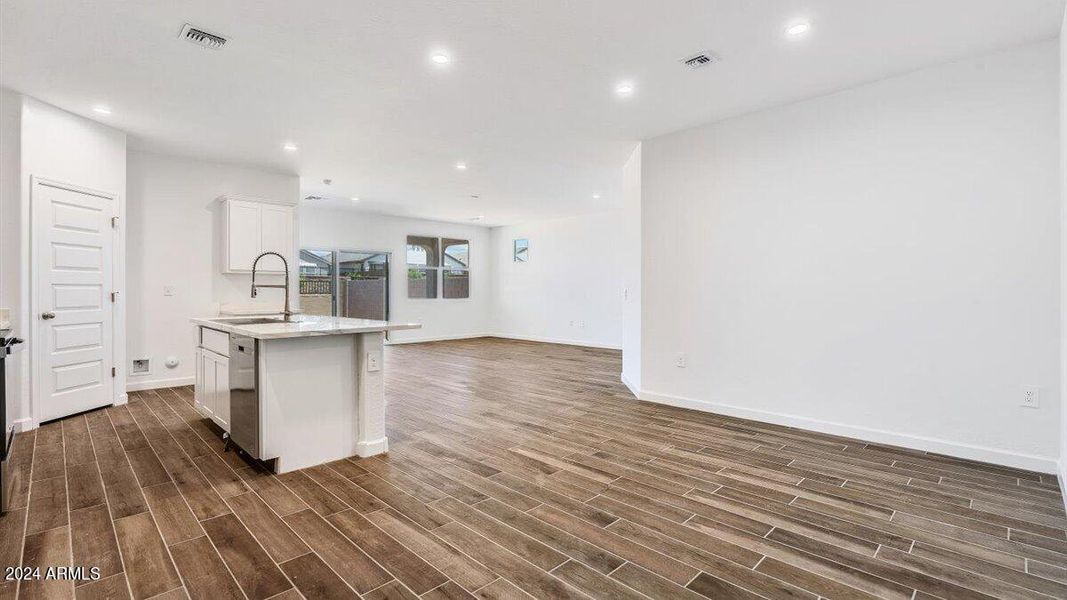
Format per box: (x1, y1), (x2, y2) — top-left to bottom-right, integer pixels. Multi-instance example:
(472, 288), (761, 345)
(35, 180), (115, 422)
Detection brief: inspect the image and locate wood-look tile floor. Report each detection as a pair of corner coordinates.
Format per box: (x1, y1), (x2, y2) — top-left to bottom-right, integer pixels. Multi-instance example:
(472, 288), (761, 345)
(3, 338), (1067, 600)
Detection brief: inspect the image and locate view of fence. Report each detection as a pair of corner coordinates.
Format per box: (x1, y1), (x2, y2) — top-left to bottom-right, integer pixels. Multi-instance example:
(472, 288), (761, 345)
(299, 276), (387, 319)
(300, 277), (332, 295)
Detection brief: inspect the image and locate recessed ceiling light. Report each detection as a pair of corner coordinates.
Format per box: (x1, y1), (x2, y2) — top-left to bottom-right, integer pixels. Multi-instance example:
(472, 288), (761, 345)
(784, 20), (812, 38)
(615, 82), (635, 98)
(350, 197), (360, 202)
(592, 193), (601, 200)
(455, 162), (468, 171)
(431, 52), (450, 65)
(282, 142), (298, 152)
(92, 105), (112, 115)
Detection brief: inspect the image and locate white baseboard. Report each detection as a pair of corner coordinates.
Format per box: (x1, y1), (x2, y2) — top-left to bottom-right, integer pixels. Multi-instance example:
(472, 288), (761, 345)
(620, 373), (639, 398)
(1059, 460), (1067, 515)
(127, 376), (195, 392)
(386, 333), (492, 345)
(490, 333), (622, 350)
(639, 388), (1058, 474)
(356, 437), (389, 457)
(12, 417), (34, 433)
(384, 332), (622, 350)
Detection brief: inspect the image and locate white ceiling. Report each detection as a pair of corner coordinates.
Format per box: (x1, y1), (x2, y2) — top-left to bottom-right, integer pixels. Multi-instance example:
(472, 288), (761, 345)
(2, 0), (1063, 225)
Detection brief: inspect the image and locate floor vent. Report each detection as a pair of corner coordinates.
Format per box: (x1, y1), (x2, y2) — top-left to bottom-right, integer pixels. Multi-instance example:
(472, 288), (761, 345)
(179, 24), (228, 50)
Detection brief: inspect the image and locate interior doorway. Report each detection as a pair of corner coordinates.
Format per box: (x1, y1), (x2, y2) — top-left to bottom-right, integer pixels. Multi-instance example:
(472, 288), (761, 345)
(299, 248), (390, 321)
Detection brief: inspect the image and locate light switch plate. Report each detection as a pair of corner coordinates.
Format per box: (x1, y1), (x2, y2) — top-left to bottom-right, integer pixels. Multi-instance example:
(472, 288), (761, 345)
(366, 351), (381, 372)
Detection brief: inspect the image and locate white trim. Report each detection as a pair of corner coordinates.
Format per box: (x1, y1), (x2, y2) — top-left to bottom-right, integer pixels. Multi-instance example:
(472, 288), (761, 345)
(216, 193), (298, 207)
(385, 332), (492, 345)
(126, 376), (196, 392)
(30, 176), (125, 425)
(356, 437), (389, 457)
(620, 373), (639, 398)
(639, 387), (1058, 474)
(489, 333), (622, 350)
(11, 417), (34, 433)
(386, 332), (622, 350)
(1059, 460), (1067, 516)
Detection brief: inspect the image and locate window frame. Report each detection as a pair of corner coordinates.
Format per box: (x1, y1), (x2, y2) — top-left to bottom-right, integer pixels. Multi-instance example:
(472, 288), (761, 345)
(405, 235), (472, 300)
(441, 238), (471, 300)
(300, 246), (392, 317)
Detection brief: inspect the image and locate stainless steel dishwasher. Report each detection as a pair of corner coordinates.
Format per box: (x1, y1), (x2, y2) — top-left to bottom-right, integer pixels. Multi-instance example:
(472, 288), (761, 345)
(228, 333), (261, 459)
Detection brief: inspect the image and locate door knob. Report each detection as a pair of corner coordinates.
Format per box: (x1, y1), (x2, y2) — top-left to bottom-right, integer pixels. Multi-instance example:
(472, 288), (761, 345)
(41, 312), (55, 320)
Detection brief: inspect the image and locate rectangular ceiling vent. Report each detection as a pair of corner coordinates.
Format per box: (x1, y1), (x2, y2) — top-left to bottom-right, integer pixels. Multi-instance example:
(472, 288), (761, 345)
(179, 24), (228, 50)
(681, 51), (719, 70)
(304, 195), (326, 201)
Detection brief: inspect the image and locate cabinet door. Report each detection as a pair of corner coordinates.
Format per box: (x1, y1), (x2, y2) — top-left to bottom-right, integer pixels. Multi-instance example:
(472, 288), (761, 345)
(258, 205), (291, 273)
(194, 348), (204, 413)
(198, 350), (217, 419)
(212, 355), (230, 432)
(227, 201), (261, 272)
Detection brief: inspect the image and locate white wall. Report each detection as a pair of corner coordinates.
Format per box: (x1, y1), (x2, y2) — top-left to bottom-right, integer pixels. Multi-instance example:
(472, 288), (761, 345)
(642, 41), (1061, 471)
(126, 151), (299, 390)
(621, 145), (642, 391)
(1059, 12), (1067, 491)
(489, 212), (625, 349)
(14, 97), (127, 426)
(300, 208), (491, 343)
(0, 89), (23, 428)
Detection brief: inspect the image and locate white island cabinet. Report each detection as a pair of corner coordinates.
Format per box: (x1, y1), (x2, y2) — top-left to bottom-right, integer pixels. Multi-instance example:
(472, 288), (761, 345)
(190, 315), (420, 473)
(195, 326), (232, 431)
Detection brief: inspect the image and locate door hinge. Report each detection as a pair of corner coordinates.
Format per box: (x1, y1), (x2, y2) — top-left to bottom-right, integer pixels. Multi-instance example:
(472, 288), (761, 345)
(111, 367), (116, 377)
(110, 291), (118, 303)
(111, 216), (118, 229)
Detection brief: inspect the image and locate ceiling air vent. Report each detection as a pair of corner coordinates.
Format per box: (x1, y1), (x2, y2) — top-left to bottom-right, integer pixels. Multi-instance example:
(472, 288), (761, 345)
(304, 195), (325, 201)
(179, 24), (228, 49)
(681, 51), (719, 70)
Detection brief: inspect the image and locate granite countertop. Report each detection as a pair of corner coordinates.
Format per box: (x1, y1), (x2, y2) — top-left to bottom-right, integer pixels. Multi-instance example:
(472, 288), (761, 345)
(191, 315), (421, 340)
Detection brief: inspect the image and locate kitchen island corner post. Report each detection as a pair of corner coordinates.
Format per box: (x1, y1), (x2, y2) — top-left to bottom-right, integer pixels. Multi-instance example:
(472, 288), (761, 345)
(355, 331), (388, 457)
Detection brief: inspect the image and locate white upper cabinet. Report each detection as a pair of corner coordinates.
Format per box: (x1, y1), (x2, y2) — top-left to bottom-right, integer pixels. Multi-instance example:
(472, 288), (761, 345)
(221, 196), (295, 273)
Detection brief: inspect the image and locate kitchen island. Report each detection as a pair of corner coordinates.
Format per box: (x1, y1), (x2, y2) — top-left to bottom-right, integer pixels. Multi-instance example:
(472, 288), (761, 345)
(190, 315), (420, 473)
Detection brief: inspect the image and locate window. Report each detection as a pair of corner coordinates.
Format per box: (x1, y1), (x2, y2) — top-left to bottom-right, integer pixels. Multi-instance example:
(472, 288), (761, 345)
(442, 238), (470, 299)
(406, 236), (470, 299)
(300, 248), (390, 319)
(406, 236), (438, 299)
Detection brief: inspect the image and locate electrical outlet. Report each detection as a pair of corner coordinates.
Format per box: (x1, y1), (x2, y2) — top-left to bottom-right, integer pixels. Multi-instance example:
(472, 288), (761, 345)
(569, 320), (575, 327)
(676, 353), (687, 368)
(623, 288), (629, 301)
(1021, 386), (1040, 408)
(366, 351), (381, 372)
(578, 321), (585, 329)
